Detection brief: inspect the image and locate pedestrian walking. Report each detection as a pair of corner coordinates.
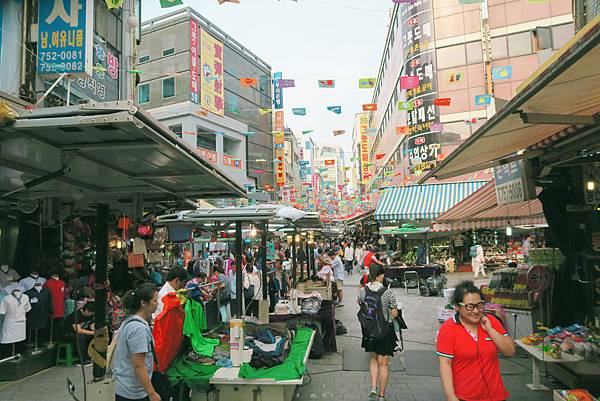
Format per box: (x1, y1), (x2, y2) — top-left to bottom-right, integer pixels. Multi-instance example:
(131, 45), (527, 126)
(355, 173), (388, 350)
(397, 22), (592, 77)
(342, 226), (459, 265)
(112, 283), (160, 401)
(357, 265), (398, 401)
(330, 249), (345, 307)
(344, 241), (354, 274)
(471, 245), (486, 279)
(437, 280), (515, 401)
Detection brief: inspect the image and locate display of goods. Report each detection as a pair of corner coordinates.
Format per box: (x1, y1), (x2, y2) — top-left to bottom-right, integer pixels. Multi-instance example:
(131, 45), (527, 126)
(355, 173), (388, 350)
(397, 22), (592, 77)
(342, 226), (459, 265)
(513, 267), (529, 291)
(521, 334), (544, 346)
(490, 290), (529, 308)
(555, 389), (596, 401)
(529, 248), (565, 270)
(481, 287), (495, 303)
(524, 323), (600, 362)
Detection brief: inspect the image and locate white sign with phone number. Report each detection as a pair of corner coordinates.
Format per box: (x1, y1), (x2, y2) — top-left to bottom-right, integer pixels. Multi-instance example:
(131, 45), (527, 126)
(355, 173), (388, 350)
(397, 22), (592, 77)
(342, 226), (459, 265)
(495, 178), (525, 205)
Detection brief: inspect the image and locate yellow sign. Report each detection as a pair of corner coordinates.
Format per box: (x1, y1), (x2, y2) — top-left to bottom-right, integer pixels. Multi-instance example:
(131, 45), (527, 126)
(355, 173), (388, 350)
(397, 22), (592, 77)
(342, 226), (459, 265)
(358, 113), (371, 185)
(199, 29), (224, 116)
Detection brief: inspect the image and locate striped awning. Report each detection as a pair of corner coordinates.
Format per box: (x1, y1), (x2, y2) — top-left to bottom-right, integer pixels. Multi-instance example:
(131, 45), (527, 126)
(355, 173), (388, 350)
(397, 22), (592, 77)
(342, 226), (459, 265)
(433, 179), (546, 230)
(374, 181), (487, 221)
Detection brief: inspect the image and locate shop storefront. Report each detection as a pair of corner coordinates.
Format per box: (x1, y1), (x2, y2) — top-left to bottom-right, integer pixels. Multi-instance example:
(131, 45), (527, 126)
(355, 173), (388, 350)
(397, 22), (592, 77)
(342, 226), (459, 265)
(423, 14), (600, 394)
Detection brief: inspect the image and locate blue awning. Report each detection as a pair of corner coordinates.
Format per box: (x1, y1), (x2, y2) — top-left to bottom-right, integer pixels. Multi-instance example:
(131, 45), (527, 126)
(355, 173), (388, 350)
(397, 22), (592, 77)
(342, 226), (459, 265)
(374, 181), (488, 221)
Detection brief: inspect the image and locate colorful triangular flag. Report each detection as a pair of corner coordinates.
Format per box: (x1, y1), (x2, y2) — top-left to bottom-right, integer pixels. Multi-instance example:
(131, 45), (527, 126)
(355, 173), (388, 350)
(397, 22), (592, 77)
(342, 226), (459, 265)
(292, 108), (307, 116)
(327, 106), (342, 114)
(159, 0), (183, 8)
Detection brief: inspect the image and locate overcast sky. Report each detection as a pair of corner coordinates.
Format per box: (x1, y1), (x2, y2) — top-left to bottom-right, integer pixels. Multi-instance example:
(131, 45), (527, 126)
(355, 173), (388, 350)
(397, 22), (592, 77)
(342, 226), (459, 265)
(143, 0), (393, 160)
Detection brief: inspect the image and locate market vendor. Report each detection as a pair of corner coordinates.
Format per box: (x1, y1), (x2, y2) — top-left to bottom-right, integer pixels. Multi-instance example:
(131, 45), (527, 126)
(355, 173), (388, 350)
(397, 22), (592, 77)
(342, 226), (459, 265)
(437, 281), (516, 401)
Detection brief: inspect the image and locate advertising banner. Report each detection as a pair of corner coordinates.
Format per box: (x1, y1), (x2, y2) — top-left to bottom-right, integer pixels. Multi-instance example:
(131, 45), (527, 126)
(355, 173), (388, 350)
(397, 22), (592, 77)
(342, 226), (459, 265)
(358, 113), (371, 185)
(494, 160), (536, 205)
(38, 0), (94, 76)
(223, 155), (242, 169)
(274, 110), (286, 187)
(199, 28), (224, 115)
(312, 173), (319, 197)
(399, 0), (441, 175)
(190, 19), (200, 104)
(71, 38), (120, 102)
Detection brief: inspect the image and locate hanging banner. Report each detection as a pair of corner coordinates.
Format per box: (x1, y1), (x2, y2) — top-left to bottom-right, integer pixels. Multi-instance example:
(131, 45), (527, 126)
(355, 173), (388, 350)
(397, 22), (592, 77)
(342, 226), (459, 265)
(400, 0), (441, 175)
(199, 28), (224, 115)
(324, 159), (335, 166)
(38, 0), (94, 76)
(312, 173), (319, 197)
(278, 79), (295, 88)
(492, 65), (513, 80)
(274, 110), (285, 188)
(292, 107), (306, 116)
(358, 78), (377, 89)
(494, 160), (536, 205)
(358, 113), (371, 186)
(189, 19), (200, 103)
(273, 72), (284, 109)
(318, 79), (335, 88)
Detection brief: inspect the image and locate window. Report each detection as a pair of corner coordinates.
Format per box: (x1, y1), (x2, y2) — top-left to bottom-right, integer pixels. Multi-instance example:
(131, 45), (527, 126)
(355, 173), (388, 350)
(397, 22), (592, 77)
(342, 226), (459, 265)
(466, 41), (483, 64)
(491, 36), (508, 59)
(508, 32), (533, 57)
(436, 44), (466, 69)
(535, 27), (553, 51)
(169, 124), (182, 138)
(552, 23), (574, 50)
(162, 47), (175, 57)
(138, 83), (150, 104)
(197, 132), (217, 151)
(138, 54), (150, 64)
(162, 77), (175, 99)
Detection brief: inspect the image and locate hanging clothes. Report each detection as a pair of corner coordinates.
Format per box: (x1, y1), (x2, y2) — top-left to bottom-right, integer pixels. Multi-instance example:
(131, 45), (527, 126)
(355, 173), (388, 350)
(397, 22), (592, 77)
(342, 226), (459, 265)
(182, 299), (219, 357)
(0, 290), (31, 343)
(44, 277), (65, 318)
(153, 292), (185, 372)
(25, 285), (53, 330)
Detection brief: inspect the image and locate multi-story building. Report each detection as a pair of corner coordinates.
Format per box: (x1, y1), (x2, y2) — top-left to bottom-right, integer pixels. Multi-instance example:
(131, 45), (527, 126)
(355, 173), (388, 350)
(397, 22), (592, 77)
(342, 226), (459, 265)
(574, 0), (600, 31)
(365, 0), (574, 189)
(283, 128), (302, 200)
(139, 8), (273, 199)
(0, 0), (139, 107)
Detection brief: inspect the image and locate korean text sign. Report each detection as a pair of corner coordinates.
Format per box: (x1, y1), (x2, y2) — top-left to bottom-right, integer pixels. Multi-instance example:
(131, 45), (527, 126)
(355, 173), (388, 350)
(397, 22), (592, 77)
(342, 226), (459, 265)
(38, 0), (94, 76)
(200, 28), (225, 115)
(190, 19), (200, 104)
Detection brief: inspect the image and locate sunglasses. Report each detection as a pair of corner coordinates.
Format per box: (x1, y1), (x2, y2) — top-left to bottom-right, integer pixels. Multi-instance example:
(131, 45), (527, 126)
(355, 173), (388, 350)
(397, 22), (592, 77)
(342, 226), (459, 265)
(458, 301), (485, 311)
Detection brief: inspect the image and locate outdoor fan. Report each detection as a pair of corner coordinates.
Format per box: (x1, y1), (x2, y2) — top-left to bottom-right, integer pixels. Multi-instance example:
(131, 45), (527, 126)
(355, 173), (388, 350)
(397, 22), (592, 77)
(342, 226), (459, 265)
(527, 265), (553, 323)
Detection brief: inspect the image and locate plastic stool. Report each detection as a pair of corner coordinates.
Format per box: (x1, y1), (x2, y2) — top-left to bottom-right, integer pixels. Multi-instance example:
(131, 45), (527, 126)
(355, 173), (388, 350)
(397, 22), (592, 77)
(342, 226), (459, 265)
(56, 342), (79, 367)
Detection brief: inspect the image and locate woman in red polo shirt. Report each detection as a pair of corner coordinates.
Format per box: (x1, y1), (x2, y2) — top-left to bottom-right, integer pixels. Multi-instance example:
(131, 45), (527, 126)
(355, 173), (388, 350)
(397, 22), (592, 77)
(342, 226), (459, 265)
(437, 281), (515, 401)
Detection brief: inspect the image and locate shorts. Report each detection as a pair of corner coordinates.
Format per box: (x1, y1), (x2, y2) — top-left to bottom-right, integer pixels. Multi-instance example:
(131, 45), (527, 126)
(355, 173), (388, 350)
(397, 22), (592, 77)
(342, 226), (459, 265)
(335, 280), (344, 289)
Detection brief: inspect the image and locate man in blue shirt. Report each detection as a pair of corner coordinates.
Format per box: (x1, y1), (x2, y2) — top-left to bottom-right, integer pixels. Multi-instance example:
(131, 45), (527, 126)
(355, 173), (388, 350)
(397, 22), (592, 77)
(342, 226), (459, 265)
(329, 249), (345, 307)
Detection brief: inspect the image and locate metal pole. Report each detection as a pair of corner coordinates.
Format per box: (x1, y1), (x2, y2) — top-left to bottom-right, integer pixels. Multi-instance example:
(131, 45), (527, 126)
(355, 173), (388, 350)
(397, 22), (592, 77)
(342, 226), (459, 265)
(235, 221), (243, 317)
(93, 203), (109, 381)
(310, 242), (316, 276)
(291, 231), (298, 286)
(304, 240), (309, 279)
(261, 222), (268, 300)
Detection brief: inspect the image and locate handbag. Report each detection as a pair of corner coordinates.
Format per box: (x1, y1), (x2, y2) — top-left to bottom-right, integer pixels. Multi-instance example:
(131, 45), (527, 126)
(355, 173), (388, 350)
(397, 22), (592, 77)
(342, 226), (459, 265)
(244, 284), (255, 300)
(128, 253), (145, 268)
(150, 336), (174, 401)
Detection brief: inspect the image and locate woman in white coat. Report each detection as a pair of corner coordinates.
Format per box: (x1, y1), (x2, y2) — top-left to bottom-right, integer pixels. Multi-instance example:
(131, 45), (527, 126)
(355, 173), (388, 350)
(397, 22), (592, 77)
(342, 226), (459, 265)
(471, 245), (486, 278)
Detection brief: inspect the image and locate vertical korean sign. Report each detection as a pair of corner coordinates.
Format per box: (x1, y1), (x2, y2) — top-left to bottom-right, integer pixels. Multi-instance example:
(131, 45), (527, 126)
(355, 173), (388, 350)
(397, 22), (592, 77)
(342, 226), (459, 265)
(199, 28), (224, 115)
(274, 111), (286, 188)
(358, 113), (371, 186)
(400, 0), (441, 174)
(273, 72), (284, 110)
(38, 0), (94, 76)
(189, 18), (200, 104)
(312, 173), (319, 198)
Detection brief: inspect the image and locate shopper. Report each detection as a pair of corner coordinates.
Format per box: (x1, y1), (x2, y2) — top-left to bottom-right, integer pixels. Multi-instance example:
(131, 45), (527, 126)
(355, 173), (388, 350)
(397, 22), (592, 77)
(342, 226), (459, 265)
(62, 301), (95, 364)
(228, 260), (239, 317)
(243, 264), (261, 318)
(214, 260), (230, 323)
(153, 267), (188, 320)
(437, 280), (515, 401)
(330, 249), (345, 307)
(112, 283), (160, 401)
(344, 241), (354, 274)
(471, 245), (486, 279)
(358, 265), (398, 401)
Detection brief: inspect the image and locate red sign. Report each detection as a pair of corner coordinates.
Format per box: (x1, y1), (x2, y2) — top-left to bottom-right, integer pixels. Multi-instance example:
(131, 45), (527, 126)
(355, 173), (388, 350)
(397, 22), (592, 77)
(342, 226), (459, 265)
(415, 136), (426, 145)
(324, 159), (335, 166)
(408, 17), (418, 27)
(434, 98), (451, 106)
(413, 98), (424, 107)
(362, 103), (377, 111)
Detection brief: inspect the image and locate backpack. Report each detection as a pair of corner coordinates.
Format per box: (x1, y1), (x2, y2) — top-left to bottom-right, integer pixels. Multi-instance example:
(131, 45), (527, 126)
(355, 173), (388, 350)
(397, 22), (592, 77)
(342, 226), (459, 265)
(357, 287), (390, 342)
(469, 245), (478, 258)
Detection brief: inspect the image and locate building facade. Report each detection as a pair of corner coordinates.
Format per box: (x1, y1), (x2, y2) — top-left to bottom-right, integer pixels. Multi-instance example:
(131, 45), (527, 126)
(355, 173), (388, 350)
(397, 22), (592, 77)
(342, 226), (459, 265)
(139, 8), (273, 198)
(365, 0), (574, 190)
(0, 0), (139, 108)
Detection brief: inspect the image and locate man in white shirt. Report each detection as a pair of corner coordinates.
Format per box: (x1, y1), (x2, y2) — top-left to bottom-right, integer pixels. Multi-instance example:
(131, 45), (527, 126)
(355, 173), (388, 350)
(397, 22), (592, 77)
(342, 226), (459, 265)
(344, 241), (354, 275)
(153, 267), (188, 320)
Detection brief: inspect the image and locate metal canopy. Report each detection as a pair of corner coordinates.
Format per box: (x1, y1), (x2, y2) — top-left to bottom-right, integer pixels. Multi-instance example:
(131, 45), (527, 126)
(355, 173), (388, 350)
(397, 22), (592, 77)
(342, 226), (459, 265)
(422, 14), (600, 182)
(156, 204), (309, 224)
(0, 101), (246, 205)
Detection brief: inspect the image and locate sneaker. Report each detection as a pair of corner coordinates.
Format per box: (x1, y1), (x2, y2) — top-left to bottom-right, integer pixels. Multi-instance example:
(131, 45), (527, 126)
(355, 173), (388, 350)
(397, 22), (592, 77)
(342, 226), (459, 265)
(368, 389), (377, 398)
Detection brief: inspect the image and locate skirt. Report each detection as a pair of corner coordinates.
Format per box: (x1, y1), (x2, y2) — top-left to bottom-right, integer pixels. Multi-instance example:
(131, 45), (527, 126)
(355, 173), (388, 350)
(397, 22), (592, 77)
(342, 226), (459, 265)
(361, 324), (396, 357)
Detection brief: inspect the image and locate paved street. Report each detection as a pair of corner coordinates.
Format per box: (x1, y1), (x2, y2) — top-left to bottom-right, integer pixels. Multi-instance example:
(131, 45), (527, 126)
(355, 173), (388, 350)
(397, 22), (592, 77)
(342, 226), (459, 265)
(0, 272), (560, 401)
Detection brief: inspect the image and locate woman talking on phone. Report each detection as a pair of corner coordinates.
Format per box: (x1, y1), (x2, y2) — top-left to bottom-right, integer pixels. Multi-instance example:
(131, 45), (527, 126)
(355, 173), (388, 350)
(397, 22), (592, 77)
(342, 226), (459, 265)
(437, 281), (515, 401)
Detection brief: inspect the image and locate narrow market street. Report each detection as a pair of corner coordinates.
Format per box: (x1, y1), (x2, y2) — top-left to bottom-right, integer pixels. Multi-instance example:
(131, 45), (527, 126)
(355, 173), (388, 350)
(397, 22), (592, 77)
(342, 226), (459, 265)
(0, 272), (558, 401)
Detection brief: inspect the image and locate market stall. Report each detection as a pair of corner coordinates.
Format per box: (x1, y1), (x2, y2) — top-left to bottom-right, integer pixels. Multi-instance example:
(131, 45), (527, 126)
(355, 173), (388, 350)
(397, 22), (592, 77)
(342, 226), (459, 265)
(423, 14), (600, 395)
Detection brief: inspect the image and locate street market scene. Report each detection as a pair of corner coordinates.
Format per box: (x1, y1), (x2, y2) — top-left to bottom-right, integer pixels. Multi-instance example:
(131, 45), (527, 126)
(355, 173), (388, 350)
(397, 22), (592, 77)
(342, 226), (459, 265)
(0, 0), (599, 401)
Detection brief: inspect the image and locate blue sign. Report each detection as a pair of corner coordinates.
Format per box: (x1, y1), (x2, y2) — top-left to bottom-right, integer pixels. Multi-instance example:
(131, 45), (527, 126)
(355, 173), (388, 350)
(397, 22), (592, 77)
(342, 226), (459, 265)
(273, 72), (284, 110)
(492, 66), (512, 81)
(299, 160), (309, 166)
(327, 105), (342, 114)
(305, 141), (312, 150)
(493, 160), (534, 205)
(38, 0), (93, 76)
(474, 94), (492, 106)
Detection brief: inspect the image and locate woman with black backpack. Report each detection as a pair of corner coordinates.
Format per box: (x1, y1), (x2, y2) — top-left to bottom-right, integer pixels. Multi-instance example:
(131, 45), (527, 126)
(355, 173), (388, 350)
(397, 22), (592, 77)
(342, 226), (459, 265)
(357, 265), (399, 401)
